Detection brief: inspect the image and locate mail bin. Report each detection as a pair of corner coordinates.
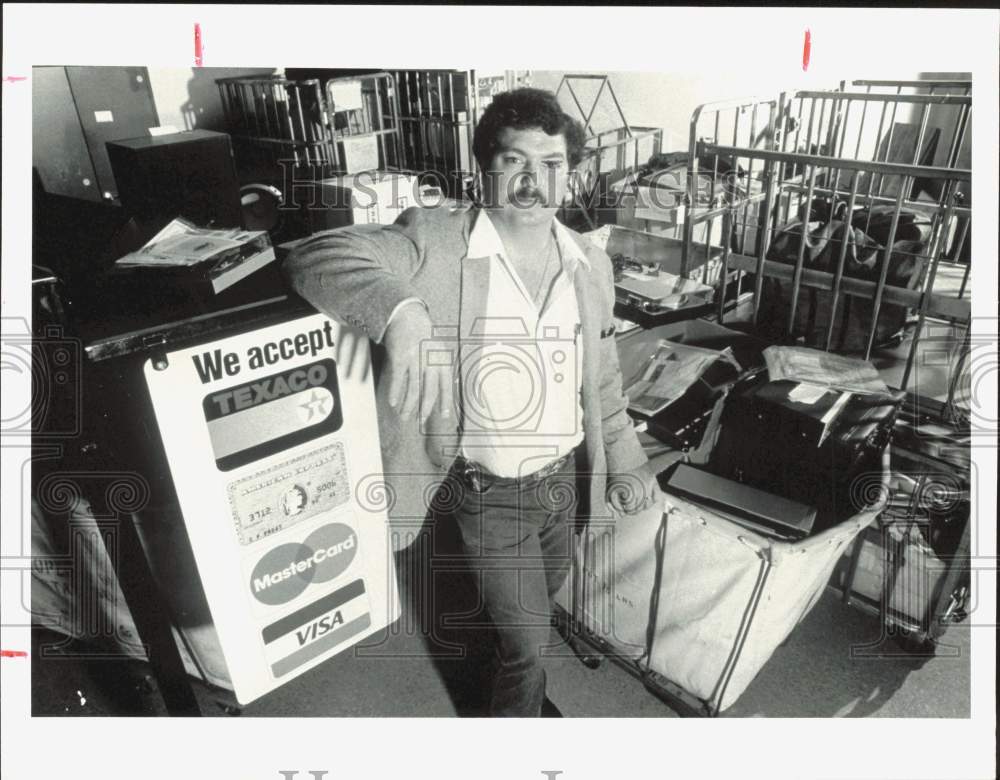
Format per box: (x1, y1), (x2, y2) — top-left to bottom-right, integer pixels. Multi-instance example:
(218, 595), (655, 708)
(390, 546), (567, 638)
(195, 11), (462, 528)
(555, 451), (888, 715)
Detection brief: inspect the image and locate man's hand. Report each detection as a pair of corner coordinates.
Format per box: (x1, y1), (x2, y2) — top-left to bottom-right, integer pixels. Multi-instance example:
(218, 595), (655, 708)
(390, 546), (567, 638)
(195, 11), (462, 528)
(606, 461), (661, 515)
(381, 302), (455, 422)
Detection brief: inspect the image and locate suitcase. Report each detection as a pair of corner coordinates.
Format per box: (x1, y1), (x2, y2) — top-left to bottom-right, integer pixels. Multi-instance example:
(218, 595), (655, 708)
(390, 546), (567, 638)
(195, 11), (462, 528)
(830, 410), (972, 651)
(757, 216), (926, 352)
(709, 379), (904, 533)
(832, 504), (970, 645)
(663, 462), (817, 540)
(616, 320), (763, 458)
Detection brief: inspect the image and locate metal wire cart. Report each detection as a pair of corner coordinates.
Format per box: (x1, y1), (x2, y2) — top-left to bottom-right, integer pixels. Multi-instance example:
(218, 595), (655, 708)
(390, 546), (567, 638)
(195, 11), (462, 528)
(388, 70), (480, 200)
(557, 78), (976, 715)
(216, 70), (531, 224)
(685, 79), (973, 641)
(216, 71), (406, 180)
(555, 74), (664, 231)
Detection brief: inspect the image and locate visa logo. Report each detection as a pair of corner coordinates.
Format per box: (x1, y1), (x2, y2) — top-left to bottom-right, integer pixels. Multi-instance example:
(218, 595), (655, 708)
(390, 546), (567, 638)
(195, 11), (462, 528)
(295, 610), (345, 646)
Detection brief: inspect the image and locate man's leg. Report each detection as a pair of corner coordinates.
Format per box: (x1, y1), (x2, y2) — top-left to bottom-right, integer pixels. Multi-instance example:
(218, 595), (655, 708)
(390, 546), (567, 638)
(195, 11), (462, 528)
(453, 478), (554, 717)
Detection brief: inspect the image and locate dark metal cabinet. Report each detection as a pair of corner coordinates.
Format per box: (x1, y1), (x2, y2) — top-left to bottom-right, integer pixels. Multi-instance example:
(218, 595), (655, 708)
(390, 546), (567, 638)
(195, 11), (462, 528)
(33, 66), (159, 203)
(33, 66), (97, 202)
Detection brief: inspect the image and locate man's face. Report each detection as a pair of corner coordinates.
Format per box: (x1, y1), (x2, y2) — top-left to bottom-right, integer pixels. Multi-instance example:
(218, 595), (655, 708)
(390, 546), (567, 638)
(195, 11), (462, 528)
(482, 126), (572, 227)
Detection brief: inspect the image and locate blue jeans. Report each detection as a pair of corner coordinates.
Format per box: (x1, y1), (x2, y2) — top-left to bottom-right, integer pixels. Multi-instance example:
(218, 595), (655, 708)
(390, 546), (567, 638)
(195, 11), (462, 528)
(449, 451), (578, 717)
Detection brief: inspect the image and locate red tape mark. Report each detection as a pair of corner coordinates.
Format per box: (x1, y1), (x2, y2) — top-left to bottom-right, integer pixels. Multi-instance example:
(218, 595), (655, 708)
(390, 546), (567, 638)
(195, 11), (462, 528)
(1, 649), (28, 658)
(194, 23), (203, 67)
(802, 28), (811, 72)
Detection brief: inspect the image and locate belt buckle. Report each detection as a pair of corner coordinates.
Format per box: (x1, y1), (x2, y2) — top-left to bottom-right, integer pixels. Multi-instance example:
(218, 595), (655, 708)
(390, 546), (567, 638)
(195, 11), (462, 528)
(463, 462), (484, 493)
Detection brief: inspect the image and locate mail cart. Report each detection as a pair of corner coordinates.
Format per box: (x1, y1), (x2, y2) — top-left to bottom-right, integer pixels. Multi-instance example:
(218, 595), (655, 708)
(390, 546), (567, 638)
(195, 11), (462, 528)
(555, 467), (886, 716)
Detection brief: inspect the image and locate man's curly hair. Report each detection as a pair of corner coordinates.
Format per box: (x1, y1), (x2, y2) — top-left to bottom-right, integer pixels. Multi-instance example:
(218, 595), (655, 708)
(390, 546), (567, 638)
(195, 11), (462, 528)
(472, 88), (587, 171)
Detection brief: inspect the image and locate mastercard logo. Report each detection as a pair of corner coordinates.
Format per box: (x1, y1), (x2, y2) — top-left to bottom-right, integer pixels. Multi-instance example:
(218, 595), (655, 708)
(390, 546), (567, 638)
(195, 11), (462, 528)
(249, 523), (357, 606)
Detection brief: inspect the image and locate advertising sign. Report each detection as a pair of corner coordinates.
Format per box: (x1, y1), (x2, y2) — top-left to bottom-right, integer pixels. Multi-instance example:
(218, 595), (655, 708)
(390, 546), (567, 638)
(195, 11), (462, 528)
(144, 313), (398, 704)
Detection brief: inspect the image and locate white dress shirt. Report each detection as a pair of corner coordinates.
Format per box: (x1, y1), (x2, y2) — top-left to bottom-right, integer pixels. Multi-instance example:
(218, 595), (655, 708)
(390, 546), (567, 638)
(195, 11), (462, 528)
(456, 212), (588, 478)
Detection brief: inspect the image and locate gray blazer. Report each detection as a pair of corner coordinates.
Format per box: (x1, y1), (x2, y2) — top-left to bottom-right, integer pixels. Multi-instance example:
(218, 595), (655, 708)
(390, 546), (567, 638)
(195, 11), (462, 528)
(284, 204), (648, 541)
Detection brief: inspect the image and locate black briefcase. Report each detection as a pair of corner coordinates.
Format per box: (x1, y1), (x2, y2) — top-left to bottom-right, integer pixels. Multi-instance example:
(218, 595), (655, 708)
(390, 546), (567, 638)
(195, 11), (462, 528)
(709, 380), (903, 533)
(664, 463), (818, 540)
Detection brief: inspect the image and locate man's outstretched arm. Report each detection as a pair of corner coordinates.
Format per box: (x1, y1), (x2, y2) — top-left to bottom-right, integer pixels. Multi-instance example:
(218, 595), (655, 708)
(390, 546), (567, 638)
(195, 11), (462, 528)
(591, 252), (658, 514)
(282, 220), (450, 422)
(283, 223), (423, 344)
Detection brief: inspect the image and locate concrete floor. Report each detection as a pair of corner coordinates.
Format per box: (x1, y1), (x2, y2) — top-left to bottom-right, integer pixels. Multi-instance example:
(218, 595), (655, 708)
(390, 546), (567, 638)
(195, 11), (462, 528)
(32, 512), (971, 720)
(29, 589), (972, 718)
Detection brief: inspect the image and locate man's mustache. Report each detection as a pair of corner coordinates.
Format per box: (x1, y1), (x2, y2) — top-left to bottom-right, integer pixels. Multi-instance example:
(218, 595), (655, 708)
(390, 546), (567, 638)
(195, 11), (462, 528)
(511, 184), (548, 206)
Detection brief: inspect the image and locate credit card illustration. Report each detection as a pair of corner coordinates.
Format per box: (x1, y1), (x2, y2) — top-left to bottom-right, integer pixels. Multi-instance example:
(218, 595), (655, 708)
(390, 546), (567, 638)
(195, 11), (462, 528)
(203, 359), (343, 471)
(260, 578), (372, 679)
(227, 443), (351, 546)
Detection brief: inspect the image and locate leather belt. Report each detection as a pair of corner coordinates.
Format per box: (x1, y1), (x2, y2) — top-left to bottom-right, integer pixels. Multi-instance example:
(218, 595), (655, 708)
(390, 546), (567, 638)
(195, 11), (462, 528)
(452, 449), (577, 493)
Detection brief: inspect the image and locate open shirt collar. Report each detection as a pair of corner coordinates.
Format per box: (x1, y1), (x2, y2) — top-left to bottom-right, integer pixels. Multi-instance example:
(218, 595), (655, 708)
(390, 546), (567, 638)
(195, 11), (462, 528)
(466, 209), (591, 274)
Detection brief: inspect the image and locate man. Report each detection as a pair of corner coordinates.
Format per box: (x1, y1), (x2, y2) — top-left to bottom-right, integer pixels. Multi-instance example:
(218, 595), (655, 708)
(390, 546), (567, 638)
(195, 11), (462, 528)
(284, 87), (658, 717)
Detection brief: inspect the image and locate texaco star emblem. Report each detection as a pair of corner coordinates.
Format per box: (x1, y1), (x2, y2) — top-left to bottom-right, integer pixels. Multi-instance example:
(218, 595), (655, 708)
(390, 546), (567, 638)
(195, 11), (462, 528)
(300, 389), (330, 421)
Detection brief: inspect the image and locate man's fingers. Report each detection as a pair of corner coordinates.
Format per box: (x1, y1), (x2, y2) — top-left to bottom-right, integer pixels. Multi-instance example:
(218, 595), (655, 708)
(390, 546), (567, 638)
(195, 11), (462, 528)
(438, 365), (454, 419)
(337, 331), (362, 380)
(387, 362), (407, 409)
(399, 362), (421, 419)
(359, 337), (371, 383)
(418, 367), (440, 422)
(606, 473), (661, 515)
(346, 331), (361, 379)
(417, 365), (455, 423)
(334, 333), (346, 369)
